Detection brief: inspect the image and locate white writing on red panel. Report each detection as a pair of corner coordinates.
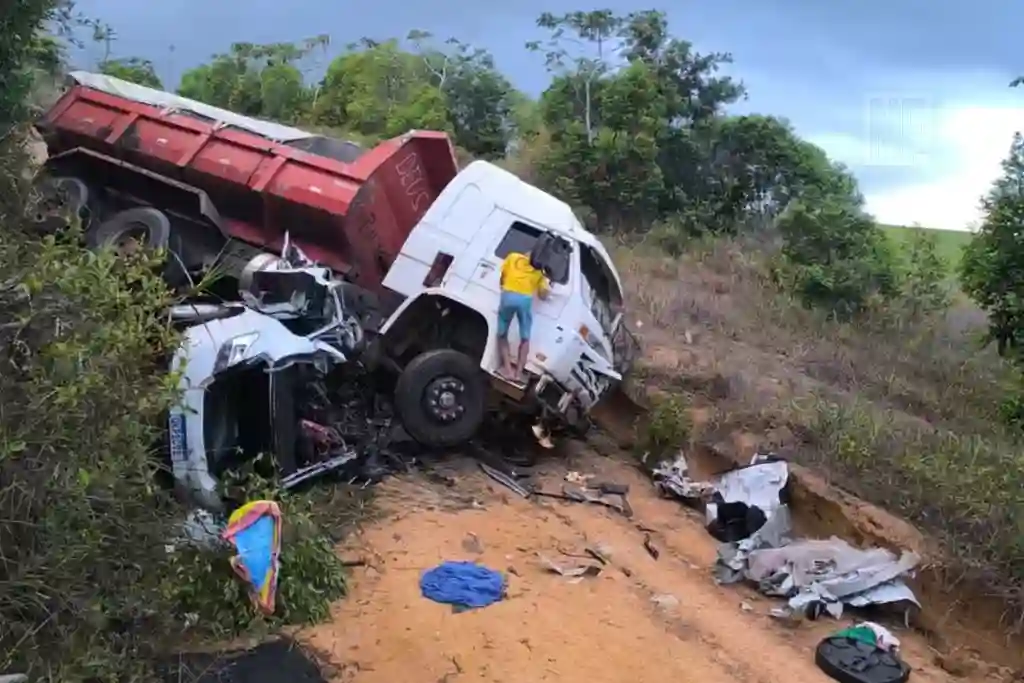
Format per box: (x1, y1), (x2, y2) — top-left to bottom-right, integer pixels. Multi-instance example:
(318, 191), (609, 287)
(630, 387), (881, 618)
(395, 152), (432, 212)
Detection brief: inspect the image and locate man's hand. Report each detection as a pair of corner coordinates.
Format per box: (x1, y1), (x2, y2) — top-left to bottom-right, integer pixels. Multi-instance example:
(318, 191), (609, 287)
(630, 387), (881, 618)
(538, 279), (551, 300)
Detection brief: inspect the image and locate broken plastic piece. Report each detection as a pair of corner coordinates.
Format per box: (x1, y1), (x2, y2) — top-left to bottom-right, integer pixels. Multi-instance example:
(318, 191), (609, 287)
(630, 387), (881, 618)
(537, 553), (602, 579)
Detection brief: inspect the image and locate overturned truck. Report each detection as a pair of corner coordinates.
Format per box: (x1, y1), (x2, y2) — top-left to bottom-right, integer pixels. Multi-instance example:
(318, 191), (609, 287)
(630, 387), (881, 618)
(34, 72), (638, 500)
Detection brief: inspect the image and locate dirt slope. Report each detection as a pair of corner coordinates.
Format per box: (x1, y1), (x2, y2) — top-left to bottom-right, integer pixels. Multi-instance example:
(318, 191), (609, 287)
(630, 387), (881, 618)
(297, 449), (1003, 683)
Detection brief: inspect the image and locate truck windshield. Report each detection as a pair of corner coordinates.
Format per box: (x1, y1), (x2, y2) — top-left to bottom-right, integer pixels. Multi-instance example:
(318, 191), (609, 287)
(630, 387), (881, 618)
(580, 243), (622, 336)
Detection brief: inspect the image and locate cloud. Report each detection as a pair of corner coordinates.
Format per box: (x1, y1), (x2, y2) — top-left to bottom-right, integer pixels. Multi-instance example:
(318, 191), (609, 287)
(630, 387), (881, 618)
(803, 75), (1024, 231)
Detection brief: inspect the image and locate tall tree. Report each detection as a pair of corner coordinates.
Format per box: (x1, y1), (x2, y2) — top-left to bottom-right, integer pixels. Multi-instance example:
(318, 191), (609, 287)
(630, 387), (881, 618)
(177, 38), (327, 123)
(408, 30), (515, 159)
(313, 38), (450, 140)
(527, 10), (622, 145)
(961, 132), (1024, 355)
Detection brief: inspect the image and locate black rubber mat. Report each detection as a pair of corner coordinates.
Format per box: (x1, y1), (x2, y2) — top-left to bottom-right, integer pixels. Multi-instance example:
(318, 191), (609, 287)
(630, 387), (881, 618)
(815, 636), (911, 683)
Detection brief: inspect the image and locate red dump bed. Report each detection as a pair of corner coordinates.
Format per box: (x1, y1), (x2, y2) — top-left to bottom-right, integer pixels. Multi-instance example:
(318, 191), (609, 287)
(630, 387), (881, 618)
(37, 72), (460, 292)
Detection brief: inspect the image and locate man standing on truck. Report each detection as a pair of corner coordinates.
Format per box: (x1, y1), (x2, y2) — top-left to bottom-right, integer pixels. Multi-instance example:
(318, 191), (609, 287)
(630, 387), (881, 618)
(497, 250), (550, 383)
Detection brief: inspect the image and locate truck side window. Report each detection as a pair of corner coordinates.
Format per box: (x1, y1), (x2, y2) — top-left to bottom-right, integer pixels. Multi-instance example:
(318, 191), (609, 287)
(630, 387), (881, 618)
(494, 221), (569, 284)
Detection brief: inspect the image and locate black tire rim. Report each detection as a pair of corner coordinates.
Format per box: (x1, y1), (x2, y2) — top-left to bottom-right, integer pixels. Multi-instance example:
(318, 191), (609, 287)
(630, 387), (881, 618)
(33, 181), (85, 225)
(423, 375), (467, 424)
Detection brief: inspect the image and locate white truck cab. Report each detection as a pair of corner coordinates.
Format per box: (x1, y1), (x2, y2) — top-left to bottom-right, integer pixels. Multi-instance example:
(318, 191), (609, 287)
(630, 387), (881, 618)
(377, 160), (633, 448)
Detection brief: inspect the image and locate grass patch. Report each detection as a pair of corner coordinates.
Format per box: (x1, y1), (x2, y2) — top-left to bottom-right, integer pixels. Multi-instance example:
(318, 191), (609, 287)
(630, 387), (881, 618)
(882, 223), (975, 271)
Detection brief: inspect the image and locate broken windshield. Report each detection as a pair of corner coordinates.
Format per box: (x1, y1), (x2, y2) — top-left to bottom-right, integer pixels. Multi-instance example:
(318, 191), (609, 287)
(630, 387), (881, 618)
(580, 243), (622, 336)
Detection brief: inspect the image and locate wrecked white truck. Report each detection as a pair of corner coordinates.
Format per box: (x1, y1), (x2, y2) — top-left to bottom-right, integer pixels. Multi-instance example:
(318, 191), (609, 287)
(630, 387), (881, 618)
(168, 241), (371, 510)
(34, 73), (638, 501)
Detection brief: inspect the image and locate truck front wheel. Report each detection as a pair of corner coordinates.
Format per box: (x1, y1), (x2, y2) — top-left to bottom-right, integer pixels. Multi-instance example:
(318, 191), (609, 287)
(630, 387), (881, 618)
(395, 349), (486, 448)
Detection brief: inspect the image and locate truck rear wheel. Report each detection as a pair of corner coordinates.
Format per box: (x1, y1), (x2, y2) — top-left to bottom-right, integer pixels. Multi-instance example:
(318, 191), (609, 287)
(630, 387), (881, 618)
(395, 349), (486, 448)
(30, 176), (91, 234)
(87, 206), (171, 253)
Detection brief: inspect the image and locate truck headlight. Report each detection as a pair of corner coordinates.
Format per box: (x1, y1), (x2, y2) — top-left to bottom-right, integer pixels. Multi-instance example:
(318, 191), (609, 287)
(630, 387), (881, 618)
(213, 332), (259, 373)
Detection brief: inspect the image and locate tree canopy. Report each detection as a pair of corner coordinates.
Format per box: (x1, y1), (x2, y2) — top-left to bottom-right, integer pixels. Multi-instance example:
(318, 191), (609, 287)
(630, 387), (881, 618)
(88, 8), (940, 317)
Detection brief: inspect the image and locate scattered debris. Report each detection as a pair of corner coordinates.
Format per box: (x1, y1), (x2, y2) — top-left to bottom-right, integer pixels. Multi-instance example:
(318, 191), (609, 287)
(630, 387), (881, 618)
(461, 532), (484, 554)
(833, 622), (900, 653)
(739, 601), (754, 612)
(419, 561), (505, 610)
(717, 523), (921, 619)
(592, 481), (629, 495)
(650, 594), (680, 610)
(652, 452), (920, 620)
(565, 471), (592, 485)
(585, 546), (610, 565)
(175, 507), (224, 550)
(652, 452), (715, 501)
(816, 626), (911, 683)
(222, 500), (283, 615)
(537, 553), (603, 581)
(479, 461), (531, 498)
(553, 482), (632, 516)
(643, 534), (660, 560)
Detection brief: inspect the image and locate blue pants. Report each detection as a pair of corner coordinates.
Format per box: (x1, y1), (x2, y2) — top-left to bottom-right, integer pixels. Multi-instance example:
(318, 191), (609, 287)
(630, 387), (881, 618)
(497, 291), (534, 341)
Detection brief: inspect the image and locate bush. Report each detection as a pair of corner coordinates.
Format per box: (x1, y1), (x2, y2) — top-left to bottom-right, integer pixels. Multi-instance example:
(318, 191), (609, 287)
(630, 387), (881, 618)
(638, 395), (691, 461)
(0, 223), (184, 680)
(896, 228), (951, 320)
(775, 194), (899, 318)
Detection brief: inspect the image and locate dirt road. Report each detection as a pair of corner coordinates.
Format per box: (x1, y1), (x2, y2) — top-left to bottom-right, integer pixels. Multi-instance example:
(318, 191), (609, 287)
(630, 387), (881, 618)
(297, 448), (1000, 683)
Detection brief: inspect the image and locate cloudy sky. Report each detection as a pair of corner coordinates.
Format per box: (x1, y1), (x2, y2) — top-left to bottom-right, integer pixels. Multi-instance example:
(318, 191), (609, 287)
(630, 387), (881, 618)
(69, 0), (1024, 231)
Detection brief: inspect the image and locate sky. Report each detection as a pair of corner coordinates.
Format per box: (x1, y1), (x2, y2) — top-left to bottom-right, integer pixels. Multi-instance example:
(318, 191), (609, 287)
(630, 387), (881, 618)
(68, 0), (1024, 232)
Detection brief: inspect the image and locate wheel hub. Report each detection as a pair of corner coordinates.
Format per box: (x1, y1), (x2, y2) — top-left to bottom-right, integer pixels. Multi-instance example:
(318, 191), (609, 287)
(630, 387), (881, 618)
(115, 224), (148, 256)
(425, 376), (466, 423)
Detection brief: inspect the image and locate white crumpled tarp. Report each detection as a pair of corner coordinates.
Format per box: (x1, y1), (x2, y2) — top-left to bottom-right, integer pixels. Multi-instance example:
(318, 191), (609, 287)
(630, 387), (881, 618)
(704, 456), (788, 530)
(713, 501), (920, 618)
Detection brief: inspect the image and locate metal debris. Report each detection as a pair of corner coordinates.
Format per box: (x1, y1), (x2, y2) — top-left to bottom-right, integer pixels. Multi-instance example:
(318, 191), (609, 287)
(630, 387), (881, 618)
(478, 461), (531, 497)
(643, 534), (660, 560)
(537, 553), (603, 581)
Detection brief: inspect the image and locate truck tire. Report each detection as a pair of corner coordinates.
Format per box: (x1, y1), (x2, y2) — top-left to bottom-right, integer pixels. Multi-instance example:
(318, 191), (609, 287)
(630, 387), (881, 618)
(87, 206), (171, 253)
(30, 176), (91, 234)
(395, 349), (486, 448)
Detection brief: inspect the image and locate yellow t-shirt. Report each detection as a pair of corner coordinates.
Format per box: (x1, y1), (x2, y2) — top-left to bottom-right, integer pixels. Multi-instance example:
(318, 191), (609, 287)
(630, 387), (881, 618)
(500, 252), (547, 296)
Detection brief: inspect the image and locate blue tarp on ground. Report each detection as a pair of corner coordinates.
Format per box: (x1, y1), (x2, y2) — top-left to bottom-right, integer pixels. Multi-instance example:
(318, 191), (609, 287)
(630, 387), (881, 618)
(419, 561), (505, 609)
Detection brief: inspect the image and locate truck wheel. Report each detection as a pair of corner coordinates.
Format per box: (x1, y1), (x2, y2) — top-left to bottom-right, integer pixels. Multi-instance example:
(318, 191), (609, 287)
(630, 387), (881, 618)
(87, 206), (171, 254)
(395, 349), (486, 448)
(30, 176), (91, 234)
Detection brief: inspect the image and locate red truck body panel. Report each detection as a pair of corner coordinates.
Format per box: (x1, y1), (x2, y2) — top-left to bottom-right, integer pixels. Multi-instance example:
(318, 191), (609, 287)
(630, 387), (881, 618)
(38, 81), (460, 292)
